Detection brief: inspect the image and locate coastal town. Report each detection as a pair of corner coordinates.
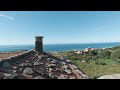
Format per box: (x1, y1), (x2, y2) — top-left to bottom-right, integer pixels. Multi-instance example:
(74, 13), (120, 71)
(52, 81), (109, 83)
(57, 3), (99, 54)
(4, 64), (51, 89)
(70, 48), (95, 54)
(51, 47), (106, 54)
(50, 47), (106, 60)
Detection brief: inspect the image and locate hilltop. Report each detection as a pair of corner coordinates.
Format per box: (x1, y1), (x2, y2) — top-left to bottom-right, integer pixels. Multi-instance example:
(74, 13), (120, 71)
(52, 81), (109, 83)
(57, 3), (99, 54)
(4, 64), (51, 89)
(0, 50), (88, 79)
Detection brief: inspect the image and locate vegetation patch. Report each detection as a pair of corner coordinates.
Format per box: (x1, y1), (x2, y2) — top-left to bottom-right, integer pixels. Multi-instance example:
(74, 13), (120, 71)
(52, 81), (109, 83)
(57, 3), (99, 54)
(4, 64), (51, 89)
(51, 46), (120, 79)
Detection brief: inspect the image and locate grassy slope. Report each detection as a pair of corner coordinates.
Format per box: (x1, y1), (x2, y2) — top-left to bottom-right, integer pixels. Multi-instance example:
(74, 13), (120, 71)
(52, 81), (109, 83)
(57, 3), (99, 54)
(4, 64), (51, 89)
(70, 59), (120, 78)
(52, 52), (120, 79)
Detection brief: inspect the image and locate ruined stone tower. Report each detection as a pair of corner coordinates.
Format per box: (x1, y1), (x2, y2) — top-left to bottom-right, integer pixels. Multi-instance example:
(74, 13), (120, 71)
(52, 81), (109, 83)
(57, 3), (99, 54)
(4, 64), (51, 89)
(35, 36), (43, 53)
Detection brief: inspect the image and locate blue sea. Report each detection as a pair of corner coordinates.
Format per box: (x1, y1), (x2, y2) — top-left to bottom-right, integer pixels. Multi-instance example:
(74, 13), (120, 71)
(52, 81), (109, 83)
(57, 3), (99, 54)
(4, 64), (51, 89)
(0, 42), (120, 52)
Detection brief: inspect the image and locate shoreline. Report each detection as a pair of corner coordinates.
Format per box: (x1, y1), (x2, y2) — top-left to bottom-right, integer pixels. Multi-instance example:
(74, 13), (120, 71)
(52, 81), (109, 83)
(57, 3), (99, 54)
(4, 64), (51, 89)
(0, 43), (120, 53)
(0, 45), (117, 54)
(0, 45), (120, 54)
(48, 46), (115, 53)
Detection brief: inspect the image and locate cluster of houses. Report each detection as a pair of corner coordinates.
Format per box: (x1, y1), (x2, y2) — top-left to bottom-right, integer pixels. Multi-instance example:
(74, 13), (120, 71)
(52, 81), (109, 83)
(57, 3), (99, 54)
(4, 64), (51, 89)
(73, 48), (95, 54)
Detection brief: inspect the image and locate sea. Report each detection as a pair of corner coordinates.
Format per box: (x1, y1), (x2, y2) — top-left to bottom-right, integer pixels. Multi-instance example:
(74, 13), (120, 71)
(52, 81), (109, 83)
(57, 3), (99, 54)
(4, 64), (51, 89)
(0, 42), (120, 52)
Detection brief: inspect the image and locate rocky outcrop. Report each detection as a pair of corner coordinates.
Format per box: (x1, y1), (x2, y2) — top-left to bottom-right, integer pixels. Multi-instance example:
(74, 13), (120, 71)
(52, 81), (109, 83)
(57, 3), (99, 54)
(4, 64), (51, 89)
(0, 50), (88, 79)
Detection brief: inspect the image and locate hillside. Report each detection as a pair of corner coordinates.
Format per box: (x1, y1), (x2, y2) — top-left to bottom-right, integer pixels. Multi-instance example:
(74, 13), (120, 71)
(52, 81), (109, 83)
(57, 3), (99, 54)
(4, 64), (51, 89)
(51, 45), (120, 79)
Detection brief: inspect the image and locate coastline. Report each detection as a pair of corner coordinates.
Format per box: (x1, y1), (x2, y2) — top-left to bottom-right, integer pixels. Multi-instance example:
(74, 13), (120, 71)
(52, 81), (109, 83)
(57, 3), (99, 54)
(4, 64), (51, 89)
(48, 46), (116, 53)
(0, 42), (120, 53)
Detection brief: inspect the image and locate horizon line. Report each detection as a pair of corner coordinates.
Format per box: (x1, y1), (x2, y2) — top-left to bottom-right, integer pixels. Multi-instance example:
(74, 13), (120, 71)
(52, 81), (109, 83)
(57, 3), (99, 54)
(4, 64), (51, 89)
(0, 41), (120, 45)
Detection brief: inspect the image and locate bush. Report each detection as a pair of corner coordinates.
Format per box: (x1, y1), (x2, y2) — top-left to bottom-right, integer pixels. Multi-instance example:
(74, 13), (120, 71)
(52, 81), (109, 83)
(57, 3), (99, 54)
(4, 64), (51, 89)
(100, 50), (111, 59)
(115, 59), (120, 63)
(111, 49), (120, 59)
(95, 61), (107, 65)
(88, 50), (97, 56)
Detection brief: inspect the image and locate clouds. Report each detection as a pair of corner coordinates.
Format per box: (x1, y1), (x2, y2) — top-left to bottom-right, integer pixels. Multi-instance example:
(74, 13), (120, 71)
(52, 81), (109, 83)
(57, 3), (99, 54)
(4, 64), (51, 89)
(0, 14), (15, 20)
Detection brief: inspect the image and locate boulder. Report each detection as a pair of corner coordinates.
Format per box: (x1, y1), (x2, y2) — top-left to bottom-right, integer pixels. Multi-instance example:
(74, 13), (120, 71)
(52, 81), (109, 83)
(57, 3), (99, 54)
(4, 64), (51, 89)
(47, 64), (57, 68)
(34, 62), (40, 66)
(48, 73), (54, 78)
(26, 61), (29, 63)
(47, 58), (51, 61)
(63, 65), (68, 70)
(48, 68), (53, 72)
(12, 66), (17, 69)
(75, 69), (83, 75)
(23, 68), (34, 75)
(66, 60), (71, 63)
(50, 59), (58, 64)
(4, 72), (18, 79)
(69, 76), (76, 79)
(61, 62), (66, 65)
(22, 74), (32, 79)
(72, 65), (78, 69)
(58, 74), (68, 79)
(1, 62), (12, 69)
(35, 70), (44, 75)
(0, 68), (13, 74)
(0, 72), (5, 78)
(33, 76), (44, 79)
(64, 69), (72, 74)
(20, 63), (32, 67)
(38, 56), (42, 59)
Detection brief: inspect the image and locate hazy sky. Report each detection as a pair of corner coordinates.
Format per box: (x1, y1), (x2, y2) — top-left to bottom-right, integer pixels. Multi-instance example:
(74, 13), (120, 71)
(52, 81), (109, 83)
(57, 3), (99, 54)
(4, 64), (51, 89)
(0, 11), (120, 45)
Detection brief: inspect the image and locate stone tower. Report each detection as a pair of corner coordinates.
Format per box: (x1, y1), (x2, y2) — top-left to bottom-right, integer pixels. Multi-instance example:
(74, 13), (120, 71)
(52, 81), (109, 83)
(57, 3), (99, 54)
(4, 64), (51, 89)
(35, 36), (43, 53)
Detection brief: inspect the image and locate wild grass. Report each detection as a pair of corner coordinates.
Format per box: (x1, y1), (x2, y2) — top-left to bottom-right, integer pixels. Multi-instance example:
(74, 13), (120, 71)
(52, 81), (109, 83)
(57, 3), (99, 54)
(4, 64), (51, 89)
(69, 59), (120, 79)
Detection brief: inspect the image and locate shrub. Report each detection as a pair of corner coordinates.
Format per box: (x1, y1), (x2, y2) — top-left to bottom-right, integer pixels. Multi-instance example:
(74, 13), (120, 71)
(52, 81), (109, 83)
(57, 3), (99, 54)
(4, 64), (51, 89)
(95, 61), (107, 65)
(100, 50), (111, 59)
(111, 49), (120, 59)
(88, 50), (97, 56)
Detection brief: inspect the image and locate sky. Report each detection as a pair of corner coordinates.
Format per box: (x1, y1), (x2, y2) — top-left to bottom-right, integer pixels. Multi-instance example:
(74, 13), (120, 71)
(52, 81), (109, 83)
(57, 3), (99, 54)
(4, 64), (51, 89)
(0, 11), (120, 45)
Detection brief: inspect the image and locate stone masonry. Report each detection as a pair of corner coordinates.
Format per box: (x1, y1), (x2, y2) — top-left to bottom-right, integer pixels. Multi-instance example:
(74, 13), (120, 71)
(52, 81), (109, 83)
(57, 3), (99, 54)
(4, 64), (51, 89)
(35, 36), (43, 53)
